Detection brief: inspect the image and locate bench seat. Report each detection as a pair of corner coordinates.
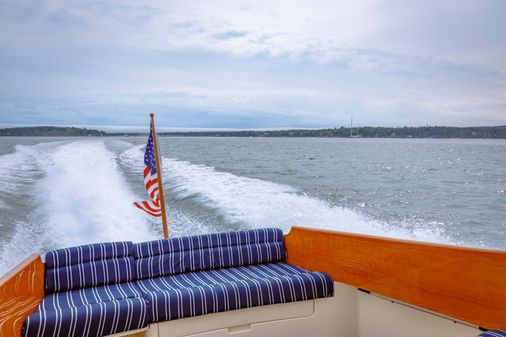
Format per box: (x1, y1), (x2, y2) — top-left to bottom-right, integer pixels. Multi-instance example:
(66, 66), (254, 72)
(136, 262), (332, 322)
(23, 229), (334, 337)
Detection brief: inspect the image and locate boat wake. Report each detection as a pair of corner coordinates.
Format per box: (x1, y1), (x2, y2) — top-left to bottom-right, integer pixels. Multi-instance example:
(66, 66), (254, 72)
(0, 141), (155, 275)
(0, 140), (447, 276)
(121, 145), (446, 243)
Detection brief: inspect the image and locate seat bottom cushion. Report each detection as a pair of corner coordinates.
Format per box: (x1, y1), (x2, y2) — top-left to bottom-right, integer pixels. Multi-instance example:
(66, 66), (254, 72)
(136, 262), (333, 322)
(23, 282), (148, 337)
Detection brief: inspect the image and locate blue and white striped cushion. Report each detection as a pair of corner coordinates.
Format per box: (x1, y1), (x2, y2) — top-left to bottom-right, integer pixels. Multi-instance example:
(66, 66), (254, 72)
(23, 282), (149, 337)
(134, 228), (286, 279)
(478, 331), (506, 337)
(136, 262), (333, 322)
(45, 241), (135, 293)
(25, 229), (332, 336)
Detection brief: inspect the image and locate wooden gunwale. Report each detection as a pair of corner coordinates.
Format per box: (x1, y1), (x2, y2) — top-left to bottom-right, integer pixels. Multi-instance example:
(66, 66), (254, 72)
(0, 254), (45, 337)
(284, 226), (506, 330)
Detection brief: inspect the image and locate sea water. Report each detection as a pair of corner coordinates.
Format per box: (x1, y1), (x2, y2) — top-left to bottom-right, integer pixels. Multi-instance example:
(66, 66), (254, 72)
(0, 137), (504, 275)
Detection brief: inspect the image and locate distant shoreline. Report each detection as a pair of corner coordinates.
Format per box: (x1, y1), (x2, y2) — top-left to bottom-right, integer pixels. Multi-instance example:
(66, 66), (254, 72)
(1, 125), (506, 139)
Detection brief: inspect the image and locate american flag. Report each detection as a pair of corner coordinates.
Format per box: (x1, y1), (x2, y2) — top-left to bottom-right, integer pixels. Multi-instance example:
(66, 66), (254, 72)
(134, 122), (161, 217)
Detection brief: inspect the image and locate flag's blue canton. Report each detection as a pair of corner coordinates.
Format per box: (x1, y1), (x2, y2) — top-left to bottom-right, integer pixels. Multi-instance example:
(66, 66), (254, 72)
(144, 125), (157, 175)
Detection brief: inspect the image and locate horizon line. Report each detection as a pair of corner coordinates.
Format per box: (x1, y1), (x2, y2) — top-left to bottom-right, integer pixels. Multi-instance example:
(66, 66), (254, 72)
(1, 123), (506, 133)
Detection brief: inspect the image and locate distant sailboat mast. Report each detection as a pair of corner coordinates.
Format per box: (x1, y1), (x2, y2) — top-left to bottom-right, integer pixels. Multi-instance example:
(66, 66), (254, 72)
(350, 117), (359, 138)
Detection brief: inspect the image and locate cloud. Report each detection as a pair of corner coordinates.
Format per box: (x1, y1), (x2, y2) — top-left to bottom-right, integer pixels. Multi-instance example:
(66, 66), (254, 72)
(5, 0), (504, 67)
(0, 0), (505, 128)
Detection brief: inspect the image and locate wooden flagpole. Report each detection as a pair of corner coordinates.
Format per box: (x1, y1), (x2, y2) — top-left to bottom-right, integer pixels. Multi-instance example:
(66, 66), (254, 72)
(150, 113), (169, 239)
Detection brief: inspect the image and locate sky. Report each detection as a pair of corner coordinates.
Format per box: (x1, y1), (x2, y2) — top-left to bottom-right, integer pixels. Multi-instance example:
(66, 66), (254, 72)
(0, 0), (505, 129)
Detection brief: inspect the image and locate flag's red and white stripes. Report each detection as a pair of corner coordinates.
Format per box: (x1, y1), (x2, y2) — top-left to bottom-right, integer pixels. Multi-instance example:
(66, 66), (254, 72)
(134, 123), (162, 217)
(133, 167), (160, 216)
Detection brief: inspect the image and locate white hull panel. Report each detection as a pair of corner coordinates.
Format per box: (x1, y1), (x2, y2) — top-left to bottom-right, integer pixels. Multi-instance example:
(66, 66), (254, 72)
(108, 282), (480, 337)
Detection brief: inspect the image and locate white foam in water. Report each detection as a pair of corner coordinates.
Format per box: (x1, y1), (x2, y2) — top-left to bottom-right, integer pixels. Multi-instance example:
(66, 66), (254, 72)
(0, 143), (56, 195)
(36, 141), (155, 244)
(0, 142), (59, 274)
(0, 141), (156, 275)
(122, 146), (445, 243)
(120, 146), (215, 238)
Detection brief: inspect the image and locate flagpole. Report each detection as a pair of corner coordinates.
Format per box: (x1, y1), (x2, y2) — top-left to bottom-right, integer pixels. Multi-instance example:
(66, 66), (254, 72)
(150, 113), (169, 239)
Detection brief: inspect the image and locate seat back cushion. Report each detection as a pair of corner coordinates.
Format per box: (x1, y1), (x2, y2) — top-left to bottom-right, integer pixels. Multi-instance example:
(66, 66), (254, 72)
(45, 241), (135, 293)
(134, 228), (286, 279)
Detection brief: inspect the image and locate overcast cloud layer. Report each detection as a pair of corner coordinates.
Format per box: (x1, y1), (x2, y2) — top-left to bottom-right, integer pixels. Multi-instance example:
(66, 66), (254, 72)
(0, 0), (505, 128)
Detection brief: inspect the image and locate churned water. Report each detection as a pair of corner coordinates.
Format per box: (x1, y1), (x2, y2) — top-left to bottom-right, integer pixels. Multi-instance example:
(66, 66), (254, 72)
(0, 137), (505, 275)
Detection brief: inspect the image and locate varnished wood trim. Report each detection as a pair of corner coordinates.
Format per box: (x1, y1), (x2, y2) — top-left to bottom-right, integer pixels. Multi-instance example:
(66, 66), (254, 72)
(0, 254), (45, 337)
(285, 226), (506, 330)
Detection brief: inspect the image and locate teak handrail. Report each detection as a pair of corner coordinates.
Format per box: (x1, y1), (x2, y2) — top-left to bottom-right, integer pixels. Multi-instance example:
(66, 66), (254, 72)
(0, 254), (45, 337)
(285, 226), (506, 330)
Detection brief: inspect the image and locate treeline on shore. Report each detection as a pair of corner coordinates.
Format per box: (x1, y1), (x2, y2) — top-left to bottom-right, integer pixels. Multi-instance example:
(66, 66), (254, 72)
(0, 126), (106, 137)
(154, 126), (506, 139)
(1, 125), (506, 138)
